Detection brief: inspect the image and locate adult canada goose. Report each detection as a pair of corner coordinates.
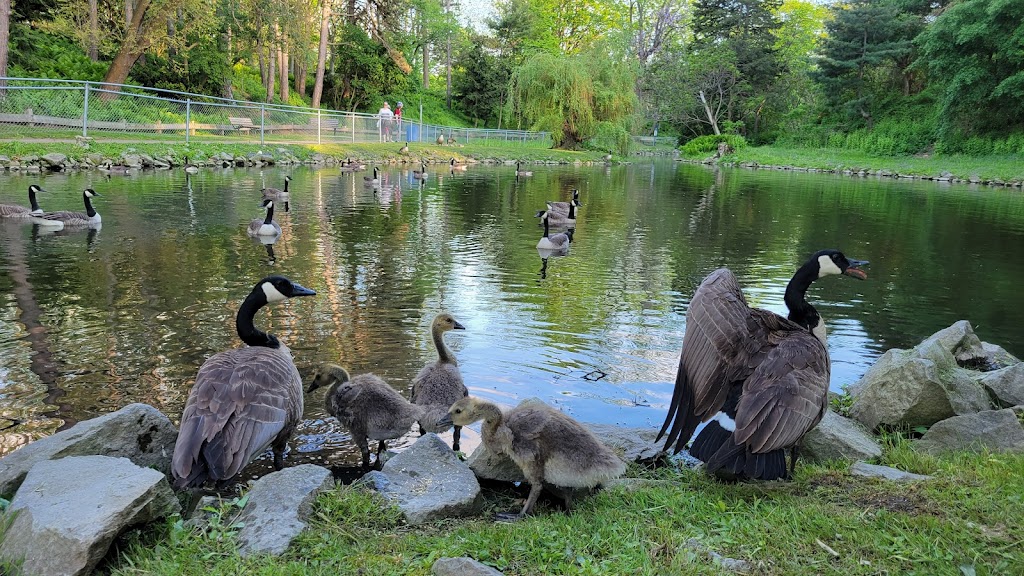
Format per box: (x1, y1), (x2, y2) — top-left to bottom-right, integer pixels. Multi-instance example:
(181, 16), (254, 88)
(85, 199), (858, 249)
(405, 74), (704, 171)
(0, 184), (46, 218)
(657, 250), (869, 481)
(537, 201), (577, 228)
(411, 313), (467, 451)
(449, 158), (467, 172)
(100, 162), (131, 175)
(184, 156), (200, 174)
(308, 363), (425, 470)
(546, 189), (582, 215)
(338, 159), (365, 172)
(248, 199), (282, 237)
(447, 135), (457, 145)
(172, 275), (316, 489)
(34, 188), (102, 228)
(399, 142), (410, 155)
(412, 162), (429, 180)
(440, 397), (626, 520)
(436, 134), (445, 145)
(261, 175), (291, 201)
(536, 212), (573, 250)
(363, 167), (380, 186)
(515, 162), (533, 177)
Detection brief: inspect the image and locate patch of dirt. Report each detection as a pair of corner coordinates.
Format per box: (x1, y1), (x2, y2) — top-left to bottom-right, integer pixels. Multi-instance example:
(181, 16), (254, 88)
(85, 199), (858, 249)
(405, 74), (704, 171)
(853, 492), (934, 515)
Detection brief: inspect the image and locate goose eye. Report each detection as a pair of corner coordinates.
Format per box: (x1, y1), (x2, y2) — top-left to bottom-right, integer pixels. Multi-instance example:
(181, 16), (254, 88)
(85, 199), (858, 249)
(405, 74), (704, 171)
(455, 409), (462, 414)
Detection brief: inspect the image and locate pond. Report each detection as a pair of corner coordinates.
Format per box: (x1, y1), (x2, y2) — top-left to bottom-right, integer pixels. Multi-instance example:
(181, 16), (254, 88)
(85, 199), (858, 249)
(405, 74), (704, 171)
(2, 161), (1023, 471)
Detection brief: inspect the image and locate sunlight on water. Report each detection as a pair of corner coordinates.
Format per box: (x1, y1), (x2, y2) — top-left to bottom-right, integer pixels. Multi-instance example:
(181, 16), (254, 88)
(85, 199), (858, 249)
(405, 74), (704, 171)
(1, 161), (1023, 469)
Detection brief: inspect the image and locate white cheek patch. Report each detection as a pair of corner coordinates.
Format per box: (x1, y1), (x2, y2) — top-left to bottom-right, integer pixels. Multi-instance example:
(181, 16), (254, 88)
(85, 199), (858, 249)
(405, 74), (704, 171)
(812, 317), (827, 344)
(817, 255), (843, 277)
(262, 282), (287, 302)
(710, 411), (736, 432)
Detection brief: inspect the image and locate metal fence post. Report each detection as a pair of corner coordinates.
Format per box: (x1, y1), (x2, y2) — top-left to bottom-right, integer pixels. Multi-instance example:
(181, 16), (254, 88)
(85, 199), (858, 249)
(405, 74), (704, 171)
(82, 82), (89, 137)
(260, 104), (265, 145)
(185, 99), (191, 145)
(317, 108), (321, 145)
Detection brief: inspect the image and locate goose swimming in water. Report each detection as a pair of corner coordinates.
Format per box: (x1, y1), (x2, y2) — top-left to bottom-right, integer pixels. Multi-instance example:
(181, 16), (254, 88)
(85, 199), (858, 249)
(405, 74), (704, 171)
(0, 184), (46, 218)
(248, 199), (282, 237)
(546, 189), (582, 215)
(536, 211), (573, 250)
(33, 188), (102, 229)
(657, 249), (869, 481)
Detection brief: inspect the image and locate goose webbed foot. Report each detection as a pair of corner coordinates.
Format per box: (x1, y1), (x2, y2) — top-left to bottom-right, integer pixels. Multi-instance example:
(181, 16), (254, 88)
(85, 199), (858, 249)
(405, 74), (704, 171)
(452, 425), (462, 452)
(494, 511), (526, 523)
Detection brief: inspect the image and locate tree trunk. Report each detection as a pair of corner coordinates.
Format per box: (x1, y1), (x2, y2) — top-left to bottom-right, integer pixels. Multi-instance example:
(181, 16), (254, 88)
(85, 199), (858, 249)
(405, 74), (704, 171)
(221, 27), (233, 99)
(266, 41), (275, 102)
(422, 42), (430, 89)
(0, 0), (9, 93)
(372, 30), (412, 74)
(100, 0), (154, 97)
(445, 37), (451, 109)
(312, 0), (331, 108)
(698, 90), (721, 135)
(278, 35), (289, 103)
(125, 0), (133, 26)
(88, 0), (99, 61)
(294, 56), (306, 99)
(347, 0), (355, 24)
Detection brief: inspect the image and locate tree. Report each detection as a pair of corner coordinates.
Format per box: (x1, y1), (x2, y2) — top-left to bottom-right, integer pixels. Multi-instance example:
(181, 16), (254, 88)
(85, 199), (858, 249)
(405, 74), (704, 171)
(917, 0), (1024, 138)
(325, 24), (406, 111)
(693, 0), (782, 90)
(452, 41), (509, 125)
(816, 0), (917, 128)
(312, 0), (331, 107)
(650, 45), (742, 136)
(0, 0), (9, 92)
(509, 50), (637, 151)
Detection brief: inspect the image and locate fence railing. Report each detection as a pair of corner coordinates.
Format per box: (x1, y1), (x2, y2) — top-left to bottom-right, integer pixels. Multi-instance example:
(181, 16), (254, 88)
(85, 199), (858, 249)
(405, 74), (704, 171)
(0, 77), (551, 148)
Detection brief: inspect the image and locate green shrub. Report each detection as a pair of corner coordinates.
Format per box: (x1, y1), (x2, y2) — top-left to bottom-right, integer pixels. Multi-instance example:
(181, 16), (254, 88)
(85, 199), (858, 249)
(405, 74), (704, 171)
(680, 134), (748, 156)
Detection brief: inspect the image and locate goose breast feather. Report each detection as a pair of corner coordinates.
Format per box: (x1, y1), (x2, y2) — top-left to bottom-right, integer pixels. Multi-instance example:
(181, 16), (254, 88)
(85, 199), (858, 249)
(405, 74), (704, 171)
(172, 345), (303, 485)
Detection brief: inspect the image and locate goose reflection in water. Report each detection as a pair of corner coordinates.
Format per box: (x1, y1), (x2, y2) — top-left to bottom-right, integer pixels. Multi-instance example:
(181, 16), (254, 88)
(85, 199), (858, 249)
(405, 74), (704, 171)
(252, 233), (279, 266)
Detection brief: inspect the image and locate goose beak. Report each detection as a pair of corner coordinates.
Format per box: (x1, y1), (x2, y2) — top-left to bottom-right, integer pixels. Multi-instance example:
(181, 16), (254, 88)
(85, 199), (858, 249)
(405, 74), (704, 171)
(306, 380), (321, 393)
(289, 282), (317, 297)
(437, 413), (454, 427)
(844, 259), (869, 280)
(453, 321), (466, 330)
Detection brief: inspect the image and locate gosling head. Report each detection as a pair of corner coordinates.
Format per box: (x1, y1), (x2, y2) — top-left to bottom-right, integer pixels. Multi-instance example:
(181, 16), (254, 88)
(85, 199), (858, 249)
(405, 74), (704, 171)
(307, 363), (351, 393)
(432, 312), (465, 333)
(438, 397), (487, 428)
(811, 249), (869, 280)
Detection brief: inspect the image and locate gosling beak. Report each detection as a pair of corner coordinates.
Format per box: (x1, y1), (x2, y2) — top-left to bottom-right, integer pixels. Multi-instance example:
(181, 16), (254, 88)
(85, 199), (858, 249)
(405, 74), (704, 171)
(437, 414), (454, 427)
(844, 259), (869, 280)
(306, 380), (320, 393)
(453, 321), (466, 330)
(289, 282), (317, 297)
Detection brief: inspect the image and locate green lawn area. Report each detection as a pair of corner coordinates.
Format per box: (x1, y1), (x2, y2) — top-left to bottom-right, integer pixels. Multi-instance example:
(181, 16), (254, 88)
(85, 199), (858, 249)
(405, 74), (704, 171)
(97, 436), (1023, 576)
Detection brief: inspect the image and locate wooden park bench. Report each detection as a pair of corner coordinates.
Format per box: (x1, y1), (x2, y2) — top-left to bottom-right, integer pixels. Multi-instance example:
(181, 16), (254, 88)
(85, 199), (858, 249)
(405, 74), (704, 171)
(310, 116), (340, 135)
(228, 116), (256, 134)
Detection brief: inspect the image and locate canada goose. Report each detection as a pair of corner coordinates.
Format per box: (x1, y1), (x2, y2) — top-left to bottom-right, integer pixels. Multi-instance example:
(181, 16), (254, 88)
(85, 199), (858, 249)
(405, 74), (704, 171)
(411, 313), (467, 450)
(248, 199), (282, 237)
(261, 175), (291, 201)
(172, 275), (316, 489)
(447, 135), (457, 145)
(657, 250), (869, 481)
(536, 212), (573, 250)
(0, 184), (45, 218)
(100, 162), (131, 175)
(363, 167), (380, 186)
(412, 162), (428, 180)
(184, 156), (199, 174)
(436, 134), (445, 145)
(537, 201), (577, 228)
(604, 153), (613, 162)
(33, 188), (102, 228)
(450, 158), (467, 172)
(339, 159), (365, 172)
(399, 142), (410, 155)
(515, 162), (533, 177)
(308, 363), (425, 470)
(440, 397), (625, 520)
(546, 189), (582, 214)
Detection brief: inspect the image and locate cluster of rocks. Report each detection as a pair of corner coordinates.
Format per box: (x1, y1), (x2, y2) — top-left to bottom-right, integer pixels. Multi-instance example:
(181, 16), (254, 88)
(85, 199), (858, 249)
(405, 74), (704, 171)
(801, 320), (1024, 466)
(702, 159), (1024, 189)
(0, 398), (662, 575)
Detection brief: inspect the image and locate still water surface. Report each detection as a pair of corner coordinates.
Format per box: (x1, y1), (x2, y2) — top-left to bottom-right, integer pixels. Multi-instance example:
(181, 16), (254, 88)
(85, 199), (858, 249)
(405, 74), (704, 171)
(2, 161), (1023, 469)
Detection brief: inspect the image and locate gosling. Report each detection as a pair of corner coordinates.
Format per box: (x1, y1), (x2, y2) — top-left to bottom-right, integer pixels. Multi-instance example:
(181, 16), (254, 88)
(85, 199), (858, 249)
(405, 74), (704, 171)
(308, 363), (424, 470)
(412, 313), (467, 451)
(440, 397), (626, 520)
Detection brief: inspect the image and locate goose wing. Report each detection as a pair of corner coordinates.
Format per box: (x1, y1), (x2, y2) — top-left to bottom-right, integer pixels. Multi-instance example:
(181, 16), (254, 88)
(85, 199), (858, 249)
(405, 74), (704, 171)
(733, 322), (829, 453)
(658, 268), (768, 453)
(39, 210), (88, 222)
(172, 346), (301, 487)
(0, 204), (30, 217)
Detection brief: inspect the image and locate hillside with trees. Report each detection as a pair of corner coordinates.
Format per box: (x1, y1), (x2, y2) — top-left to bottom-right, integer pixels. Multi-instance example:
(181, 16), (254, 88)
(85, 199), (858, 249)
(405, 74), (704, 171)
(0, 0), (1021, 155)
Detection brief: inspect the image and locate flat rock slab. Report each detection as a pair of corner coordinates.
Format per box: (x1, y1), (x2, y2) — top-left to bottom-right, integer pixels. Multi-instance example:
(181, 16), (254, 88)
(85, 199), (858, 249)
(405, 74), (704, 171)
(0, 403), (177, 497)
(582, 423), (664, 463)
(0, 455), (179, 576)
(802, 411), (882, 463)
(359, 433), (480, 524)
(432, 557), (505, 575)
(235, 464), (334, 557)
(976, 363), (1024, 407)
(850, 461), (933, 482)
(916, 409), (1024, 455)
(466, 443), (526, 483)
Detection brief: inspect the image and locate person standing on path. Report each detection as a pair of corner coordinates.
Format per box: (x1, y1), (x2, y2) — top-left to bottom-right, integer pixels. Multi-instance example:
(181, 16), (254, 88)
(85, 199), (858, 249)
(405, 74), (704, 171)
(377, 101), (394, 142)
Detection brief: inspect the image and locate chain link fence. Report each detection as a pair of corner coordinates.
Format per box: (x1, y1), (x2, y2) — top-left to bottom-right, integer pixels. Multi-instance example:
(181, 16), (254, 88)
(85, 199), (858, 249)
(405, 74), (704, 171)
(0, 77), (551, 148)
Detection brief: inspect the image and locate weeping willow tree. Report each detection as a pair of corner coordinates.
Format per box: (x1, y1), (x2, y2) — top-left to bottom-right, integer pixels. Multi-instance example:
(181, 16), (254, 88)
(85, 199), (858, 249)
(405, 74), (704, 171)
(509, 50), (637, 152)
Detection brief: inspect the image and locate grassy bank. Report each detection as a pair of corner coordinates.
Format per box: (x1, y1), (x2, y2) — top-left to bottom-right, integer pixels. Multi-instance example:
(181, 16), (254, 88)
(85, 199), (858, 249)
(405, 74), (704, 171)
(0, 139), (612, 167)
(99, 435), (1023, 575)
(690, 146), (1024, 184)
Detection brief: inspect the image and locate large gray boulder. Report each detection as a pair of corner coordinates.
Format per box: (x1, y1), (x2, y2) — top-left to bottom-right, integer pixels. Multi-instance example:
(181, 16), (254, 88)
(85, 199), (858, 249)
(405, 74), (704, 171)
(582, 423), (663, 463)
(915, 409), (1024, 455)
(0, 403), (178, 497)
(359, 433), (481, 524)
(40, 153), (68, 169)
(801, 410), (882, 463)
(235, 464), (334, 557)
(849, 324), (993, 430)
(981, 342), (1020, 369)
(0, 456), (179, 576)
(976, 363), (1024, 408)
(432, 557), (505, 576)
(466, 443), (525, 483)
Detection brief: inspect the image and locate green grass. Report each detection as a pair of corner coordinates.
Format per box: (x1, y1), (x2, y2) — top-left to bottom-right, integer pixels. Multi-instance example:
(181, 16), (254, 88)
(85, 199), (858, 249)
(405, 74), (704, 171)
(699, 145), (1024, 183)
(98, 443), (1024, 576)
